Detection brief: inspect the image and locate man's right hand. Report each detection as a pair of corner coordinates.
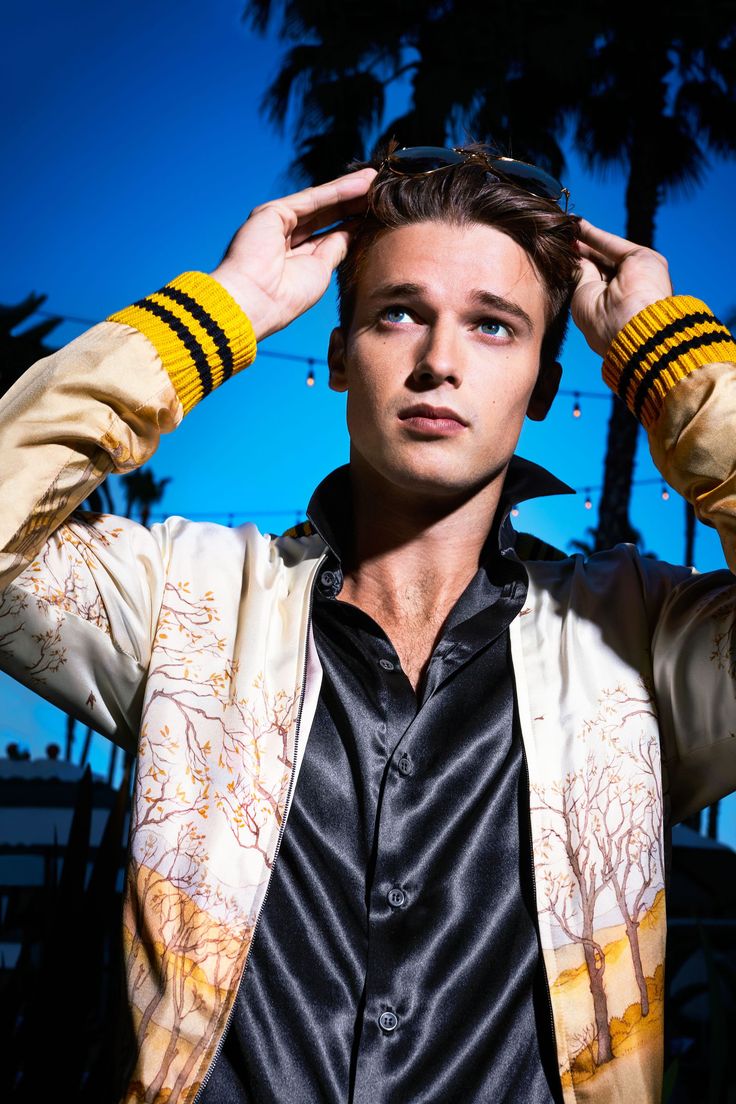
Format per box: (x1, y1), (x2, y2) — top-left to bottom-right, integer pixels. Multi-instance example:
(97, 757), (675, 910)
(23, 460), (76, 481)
(211, 168), (376, 342)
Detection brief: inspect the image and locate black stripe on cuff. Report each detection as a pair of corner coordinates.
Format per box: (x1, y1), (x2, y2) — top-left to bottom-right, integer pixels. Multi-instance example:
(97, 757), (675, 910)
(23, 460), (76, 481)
(155, 286), (235, 381)
(616, 311), (725, 402)
(132, 298), (214, 396)
(632, 331), (731, 420)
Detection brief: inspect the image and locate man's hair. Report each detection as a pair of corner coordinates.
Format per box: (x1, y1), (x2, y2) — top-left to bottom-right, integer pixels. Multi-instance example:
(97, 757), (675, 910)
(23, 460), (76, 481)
(337, 145), (581, 367)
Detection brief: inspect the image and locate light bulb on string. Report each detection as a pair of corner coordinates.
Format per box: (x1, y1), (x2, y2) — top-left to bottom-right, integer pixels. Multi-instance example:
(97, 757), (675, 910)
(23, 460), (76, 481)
(584, 490), (593, 510)
(661, 483), (670, 501)
(306, 359), (315, 387)
(573, 393), (581, 418)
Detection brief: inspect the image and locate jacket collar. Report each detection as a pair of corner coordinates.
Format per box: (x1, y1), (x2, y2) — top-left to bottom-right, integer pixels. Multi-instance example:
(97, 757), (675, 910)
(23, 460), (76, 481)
(306, 457), (574, 565)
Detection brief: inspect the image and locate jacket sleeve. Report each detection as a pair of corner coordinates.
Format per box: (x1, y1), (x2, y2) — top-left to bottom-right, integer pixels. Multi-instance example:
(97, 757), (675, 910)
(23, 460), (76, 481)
(0, 272), (256, 752)
(603, 296), (736, 821)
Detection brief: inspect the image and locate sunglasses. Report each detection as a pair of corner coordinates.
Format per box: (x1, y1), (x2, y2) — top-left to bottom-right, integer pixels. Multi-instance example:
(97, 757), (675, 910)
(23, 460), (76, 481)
(381, 146), (570, 212)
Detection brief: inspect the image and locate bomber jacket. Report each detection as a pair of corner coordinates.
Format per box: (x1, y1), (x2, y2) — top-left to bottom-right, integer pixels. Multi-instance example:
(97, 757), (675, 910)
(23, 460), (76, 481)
(1, 272), (736, 1104)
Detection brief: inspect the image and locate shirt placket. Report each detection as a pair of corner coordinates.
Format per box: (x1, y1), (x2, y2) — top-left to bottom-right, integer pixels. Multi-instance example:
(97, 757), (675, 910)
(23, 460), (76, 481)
(350, 630), (421, 1101)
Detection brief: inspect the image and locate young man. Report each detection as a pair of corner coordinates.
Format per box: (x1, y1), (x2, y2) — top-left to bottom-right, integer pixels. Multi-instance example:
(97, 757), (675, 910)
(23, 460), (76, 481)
(1, 149), (735, 1104)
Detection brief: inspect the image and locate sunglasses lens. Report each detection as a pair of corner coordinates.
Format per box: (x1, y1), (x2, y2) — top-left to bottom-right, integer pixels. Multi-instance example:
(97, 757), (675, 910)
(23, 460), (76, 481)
(487, 158), (563, 200)
(384, 147), (568, 207)
(389, 146), (466, 174)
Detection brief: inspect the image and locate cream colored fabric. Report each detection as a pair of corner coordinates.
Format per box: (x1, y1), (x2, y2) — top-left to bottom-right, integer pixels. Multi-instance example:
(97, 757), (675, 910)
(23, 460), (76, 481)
(650, 360), (736, 569)
(0, 323), (182, 748)
(1, 322), (735, 1104)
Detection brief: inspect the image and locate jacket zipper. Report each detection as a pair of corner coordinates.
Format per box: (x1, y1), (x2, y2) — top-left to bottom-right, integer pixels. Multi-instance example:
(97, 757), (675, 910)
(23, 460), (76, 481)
(192, 551), (326, 1103)
(507, 536), (563, 1102)
(519, 703), (564, 1102)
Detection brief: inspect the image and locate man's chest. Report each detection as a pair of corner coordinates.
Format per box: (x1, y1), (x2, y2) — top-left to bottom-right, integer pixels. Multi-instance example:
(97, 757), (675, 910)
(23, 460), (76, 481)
(202, 610), (559, 1104)
(337, 599), (452, 693)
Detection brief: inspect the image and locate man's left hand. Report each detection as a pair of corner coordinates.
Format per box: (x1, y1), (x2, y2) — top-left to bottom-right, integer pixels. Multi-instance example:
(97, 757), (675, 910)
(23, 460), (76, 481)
(572, 220), (673, 357)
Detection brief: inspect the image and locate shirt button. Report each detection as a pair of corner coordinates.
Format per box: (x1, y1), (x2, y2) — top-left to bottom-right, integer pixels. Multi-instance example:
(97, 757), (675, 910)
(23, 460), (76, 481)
(320, 570), (336, 588)
(387, 886), (406, 908)
(379, 1010), (399, 1033)
(398, 754), (413, 776)
(379, 658), (395, 671)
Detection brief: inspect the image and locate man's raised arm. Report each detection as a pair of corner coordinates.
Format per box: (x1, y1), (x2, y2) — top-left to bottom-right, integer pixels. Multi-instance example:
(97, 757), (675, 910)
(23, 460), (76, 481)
(0, 169), (374, 746)
(573, 217), (736, 573)
(0, 169), (375, 587)
(574, 219), (736, 820)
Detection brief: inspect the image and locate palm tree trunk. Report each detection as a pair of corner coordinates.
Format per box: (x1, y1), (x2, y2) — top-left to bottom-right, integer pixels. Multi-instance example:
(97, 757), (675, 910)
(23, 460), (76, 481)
(707, 801), (719, 840)
(65, 713), (76, 761)
(593, 397), (641, 550)
(107, 743), (118, 786)
(79, 725), (93, 767)
(594, 68), (665, 553)
(684, 500), (696, 566)
(680, 487), (706, 837)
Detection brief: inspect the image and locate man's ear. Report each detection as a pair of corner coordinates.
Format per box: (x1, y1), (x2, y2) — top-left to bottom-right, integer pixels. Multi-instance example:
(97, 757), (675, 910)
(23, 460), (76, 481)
(527, 359), (562, 422)
(328, 328), (348, 393)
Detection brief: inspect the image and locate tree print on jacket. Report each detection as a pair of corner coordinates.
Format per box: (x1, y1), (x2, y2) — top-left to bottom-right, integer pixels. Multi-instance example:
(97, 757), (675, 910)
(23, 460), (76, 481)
(3, 494), (735, 1104)
(0, 515), (124, 678)
(0, 584), (66, 681)
(531, 683), (666, 1095)
(123, 576), (302, 1104)
(709, 592), (736, 681)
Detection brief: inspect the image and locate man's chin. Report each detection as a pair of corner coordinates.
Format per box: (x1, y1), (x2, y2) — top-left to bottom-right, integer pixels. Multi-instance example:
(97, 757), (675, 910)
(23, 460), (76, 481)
(358, 453), (508, 504)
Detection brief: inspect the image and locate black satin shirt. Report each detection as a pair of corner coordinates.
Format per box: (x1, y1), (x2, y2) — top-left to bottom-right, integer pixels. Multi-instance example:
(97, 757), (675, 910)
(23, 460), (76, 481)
(201, 464), (564, 1104)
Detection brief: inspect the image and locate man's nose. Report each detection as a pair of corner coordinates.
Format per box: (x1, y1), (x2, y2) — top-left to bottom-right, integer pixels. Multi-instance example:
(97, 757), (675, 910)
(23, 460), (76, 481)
(410, 322), (462, 387)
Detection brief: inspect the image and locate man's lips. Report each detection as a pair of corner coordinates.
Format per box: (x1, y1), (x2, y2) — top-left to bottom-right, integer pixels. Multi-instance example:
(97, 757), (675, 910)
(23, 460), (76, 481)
(398, 404), (469, 428)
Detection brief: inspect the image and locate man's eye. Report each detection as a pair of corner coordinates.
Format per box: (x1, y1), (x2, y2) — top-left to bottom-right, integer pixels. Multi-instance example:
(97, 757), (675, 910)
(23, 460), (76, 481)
(479, 319), (512, 338)
(382, 307), (411, 324)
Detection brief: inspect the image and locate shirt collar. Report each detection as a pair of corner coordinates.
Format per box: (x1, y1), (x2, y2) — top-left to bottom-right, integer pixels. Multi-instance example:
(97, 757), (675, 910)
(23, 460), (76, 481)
(306, 457), (574, 567)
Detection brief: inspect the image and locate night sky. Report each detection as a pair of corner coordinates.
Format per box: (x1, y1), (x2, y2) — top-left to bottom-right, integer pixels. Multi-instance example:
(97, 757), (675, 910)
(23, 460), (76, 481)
(3, 0), (735, 843)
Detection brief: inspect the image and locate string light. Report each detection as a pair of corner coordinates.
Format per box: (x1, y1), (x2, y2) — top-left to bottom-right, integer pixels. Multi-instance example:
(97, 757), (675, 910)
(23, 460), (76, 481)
(21, 307), (688, 523)
(140, 477), (678, 526)
(30, 308), (614, 403)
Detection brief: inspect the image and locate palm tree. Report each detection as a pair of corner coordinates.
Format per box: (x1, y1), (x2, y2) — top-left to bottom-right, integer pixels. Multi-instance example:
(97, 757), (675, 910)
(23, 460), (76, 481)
(571, 4), (736, 549)
(121, 467), (171, 527)
(0, 293), (61, 399)
(246, 0), (736, 553)
(245, 0), (418, 182)
(244, 0), (590, 183)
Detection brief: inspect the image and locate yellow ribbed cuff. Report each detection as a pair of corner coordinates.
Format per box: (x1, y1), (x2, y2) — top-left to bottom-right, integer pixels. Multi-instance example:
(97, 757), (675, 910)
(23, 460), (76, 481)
(107, 272), (257, 415)
(602, 295), (736, 429)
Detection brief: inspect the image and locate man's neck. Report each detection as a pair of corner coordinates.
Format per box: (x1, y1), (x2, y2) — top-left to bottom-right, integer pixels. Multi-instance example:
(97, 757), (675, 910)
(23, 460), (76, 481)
(339, 456), (507, 624)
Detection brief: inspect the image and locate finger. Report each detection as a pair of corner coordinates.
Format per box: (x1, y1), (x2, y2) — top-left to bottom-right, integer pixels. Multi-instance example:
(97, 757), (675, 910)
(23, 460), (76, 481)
(291, 222), (358, 267)
(309, 226), (355, 271)
(576, 240), (617, 279)
(291, 196), (369, 248)
(263, 168), (377, 227)
(574, 254), (608, 290)
(577, 218), (642, 263)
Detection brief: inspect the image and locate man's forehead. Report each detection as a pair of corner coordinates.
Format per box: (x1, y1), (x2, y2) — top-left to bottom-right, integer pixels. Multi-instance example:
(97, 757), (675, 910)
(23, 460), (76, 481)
(354, 220), (547, 322)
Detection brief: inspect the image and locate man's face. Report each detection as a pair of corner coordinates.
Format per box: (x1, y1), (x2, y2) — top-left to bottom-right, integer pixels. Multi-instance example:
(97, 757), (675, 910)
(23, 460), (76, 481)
(329, 219), (556, 502)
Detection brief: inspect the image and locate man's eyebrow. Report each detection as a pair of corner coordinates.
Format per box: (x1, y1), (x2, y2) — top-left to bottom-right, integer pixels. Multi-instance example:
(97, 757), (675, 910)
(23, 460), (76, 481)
(469, 291), (535, 333)
(367, 282), (425, 302)
(367, 283), (535, 333)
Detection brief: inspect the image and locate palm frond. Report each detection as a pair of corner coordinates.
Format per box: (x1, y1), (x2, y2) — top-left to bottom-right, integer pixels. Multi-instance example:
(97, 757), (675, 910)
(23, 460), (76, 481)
(676, 77), (736, 159)
(243, 0), (280, 33)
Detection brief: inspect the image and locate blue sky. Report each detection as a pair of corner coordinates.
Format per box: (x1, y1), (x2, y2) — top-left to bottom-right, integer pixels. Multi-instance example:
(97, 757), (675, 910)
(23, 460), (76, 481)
(2, 0), (736, 843)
